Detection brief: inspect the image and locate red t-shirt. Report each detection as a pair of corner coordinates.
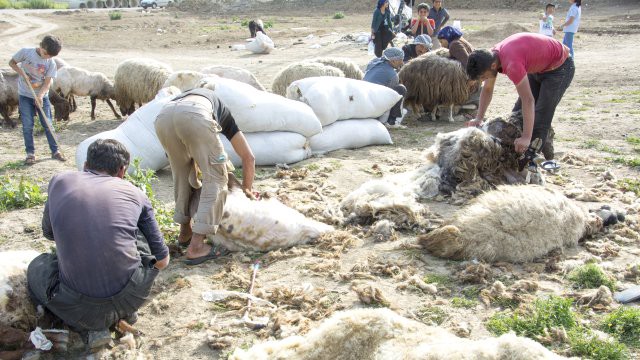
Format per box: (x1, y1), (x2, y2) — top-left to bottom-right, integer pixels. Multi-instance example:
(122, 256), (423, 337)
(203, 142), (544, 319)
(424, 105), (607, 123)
(492, 33), (569, 85)
(410, 18), (435, 35)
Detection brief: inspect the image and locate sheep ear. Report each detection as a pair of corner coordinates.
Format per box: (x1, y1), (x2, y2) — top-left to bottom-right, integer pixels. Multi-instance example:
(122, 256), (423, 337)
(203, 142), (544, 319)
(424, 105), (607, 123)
(418, 225), (464, 259)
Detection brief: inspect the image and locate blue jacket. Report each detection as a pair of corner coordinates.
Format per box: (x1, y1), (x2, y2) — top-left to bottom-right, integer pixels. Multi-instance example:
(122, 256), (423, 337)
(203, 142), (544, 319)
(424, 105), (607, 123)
(371, 8), (392, 33)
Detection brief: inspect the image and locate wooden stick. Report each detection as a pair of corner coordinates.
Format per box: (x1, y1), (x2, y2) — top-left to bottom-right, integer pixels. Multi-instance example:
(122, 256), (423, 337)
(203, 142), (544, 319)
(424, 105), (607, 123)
(19, 70), (60, 145)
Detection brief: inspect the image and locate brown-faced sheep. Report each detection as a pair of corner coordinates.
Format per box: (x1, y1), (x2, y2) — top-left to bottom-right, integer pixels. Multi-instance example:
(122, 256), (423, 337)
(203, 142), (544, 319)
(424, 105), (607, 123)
(114, 58), (173, 116)
(307, 58), (364, 80)
(200, 65), (266, 91)
(419, 185), (602, 263)
(162, 70), (207, 92)
(230, 308), (569, 360)
(271, 62), (344, 96)
(54, 66), (121, 120)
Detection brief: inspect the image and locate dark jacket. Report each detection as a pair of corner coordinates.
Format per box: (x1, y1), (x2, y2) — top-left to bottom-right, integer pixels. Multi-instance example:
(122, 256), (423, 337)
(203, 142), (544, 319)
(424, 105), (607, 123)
(448, 37), (474, 69)
(371, 8), (393, 33)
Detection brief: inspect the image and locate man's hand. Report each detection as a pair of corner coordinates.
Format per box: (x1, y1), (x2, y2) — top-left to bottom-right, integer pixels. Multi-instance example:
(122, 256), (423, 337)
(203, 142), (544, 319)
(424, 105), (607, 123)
(514, 136), (531, 154)
(465, 119), (483, 128)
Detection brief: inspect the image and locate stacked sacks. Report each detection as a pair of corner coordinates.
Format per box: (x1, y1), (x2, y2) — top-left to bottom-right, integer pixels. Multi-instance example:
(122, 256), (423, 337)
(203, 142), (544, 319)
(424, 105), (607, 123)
(200, 65), (266, 91)
(200, 77), (321, 166)
(287, 77), (398, 155)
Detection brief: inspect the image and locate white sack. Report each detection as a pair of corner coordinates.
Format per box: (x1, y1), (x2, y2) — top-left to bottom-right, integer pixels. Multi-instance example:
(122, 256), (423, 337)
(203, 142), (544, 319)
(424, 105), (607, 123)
(245, 31), (274, 54)
(209, 190), (334, 252)
(286, 77), (402, 126)
(221, 131), (310, 167)
(309, 119), (392, 155)
(202, 77), (322, 137)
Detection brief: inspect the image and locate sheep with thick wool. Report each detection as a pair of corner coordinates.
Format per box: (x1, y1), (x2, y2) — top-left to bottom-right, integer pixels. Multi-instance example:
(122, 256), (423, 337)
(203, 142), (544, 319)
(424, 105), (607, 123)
(162, 70), (207, 92)
(114, 58), (172, 116)
(0, 251), (39, 330)
(307, 58), (364, 80)
(420, 185), (602, 263)
(200, 65), (266, 91)
(271, 62), (344, 96)
(54, 66), (121, 120)
(230, 308), (569, 360)
(398, 52), (469, 122)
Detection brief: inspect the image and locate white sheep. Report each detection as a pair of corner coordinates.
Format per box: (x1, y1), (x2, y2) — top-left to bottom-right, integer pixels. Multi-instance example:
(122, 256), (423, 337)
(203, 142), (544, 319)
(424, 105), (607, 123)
(0, 250), (39, 330)
(419, 185), (602, 263)
(114, 58), (173, 116)
(271, 61), (344, 96)
(54, 66), (121, 120)
(200, 65), (266, 91)
(307, 57), (364, 80)
(162, 70), (207, 92)
(230, 308), (569, 360)
(53, 57), (69, 69)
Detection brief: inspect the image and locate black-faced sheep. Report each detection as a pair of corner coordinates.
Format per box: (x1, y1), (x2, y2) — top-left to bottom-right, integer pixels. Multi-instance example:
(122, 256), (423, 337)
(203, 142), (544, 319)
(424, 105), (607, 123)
(419, 185), (602, 263)
(200, 65), (266, 91)
(114, 58), (173, 116)
(248, 19), (266, 38)
(54, 66), (121, 120)
(271, 62), (345, 96)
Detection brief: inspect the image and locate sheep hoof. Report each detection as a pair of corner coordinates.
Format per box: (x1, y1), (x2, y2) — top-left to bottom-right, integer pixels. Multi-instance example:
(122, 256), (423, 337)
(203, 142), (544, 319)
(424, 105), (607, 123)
(448, 116), (455, 123)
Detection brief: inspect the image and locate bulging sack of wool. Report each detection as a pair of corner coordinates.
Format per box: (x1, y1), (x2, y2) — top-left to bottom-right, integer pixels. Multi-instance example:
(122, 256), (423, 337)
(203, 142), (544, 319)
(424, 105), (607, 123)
(309, 119), (392, 155)
(221, 131), (311, 167)
(209, 190), (334, 252)
(286, 77), (402, 126)
(1, 250), (40, 328)
(75, 87), (181, 173)
(245, 31), (275, 54)
(202, 77), (322, 137)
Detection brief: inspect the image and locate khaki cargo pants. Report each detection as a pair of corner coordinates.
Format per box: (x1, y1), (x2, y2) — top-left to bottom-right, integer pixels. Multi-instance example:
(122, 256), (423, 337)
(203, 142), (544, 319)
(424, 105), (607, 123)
(155, 95), (228, 235)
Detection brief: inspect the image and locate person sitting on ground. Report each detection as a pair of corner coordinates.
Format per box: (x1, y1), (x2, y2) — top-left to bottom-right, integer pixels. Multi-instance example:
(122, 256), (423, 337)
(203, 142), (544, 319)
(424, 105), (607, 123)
(248, 19), (266, 38)
(428, 0), (450, 45)
(371, 0), (395, 58)
(437, 26), (473, 68)
(27, 139), (170, 351)
(9, 34), (66, 165)
(466, 33), (574, 160)
(402, 34), (432, 63)
(408, 3), (435, 36)
(363, 47), (406, 126)
(155, 87), (255, 265)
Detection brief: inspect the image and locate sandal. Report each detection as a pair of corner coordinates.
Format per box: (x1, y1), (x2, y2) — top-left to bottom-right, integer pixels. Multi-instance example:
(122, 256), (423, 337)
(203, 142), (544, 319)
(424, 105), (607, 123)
(24, 155), (36, 165)
(52, 151), (67, 162)
(183, 245), (230, 266)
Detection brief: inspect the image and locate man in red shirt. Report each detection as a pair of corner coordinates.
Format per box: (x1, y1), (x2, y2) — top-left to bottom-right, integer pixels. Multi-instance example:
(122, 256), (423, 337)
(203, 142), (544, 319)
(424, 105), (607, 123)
(465, 33), (574, 158)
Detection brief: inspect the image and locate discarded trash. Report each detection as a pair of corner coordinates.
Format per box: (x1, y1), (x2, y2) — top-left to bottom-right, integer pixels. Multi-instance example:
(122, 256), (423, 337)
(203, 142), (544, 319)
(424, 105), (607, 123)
(309, 44), (322, 49)
(202, 290), (276, 308)
(30, 327), (53, 351)
(453, 20), (462, 30)
(614, 285), (640, 304)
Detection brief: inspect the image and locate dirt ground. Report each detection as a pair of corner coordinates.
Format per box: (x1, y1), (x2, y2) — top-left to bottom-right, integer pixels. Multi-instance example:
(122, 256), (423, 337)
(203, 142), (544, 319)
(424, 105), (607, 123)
(0, 2), (639, 359)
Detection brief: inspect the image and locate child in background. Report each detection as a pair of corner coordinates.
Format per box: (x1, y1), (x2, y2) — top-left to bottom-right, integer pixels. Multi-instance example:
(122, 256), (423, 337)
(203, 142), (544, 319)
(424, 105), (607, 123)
(539, 3), (556, 37)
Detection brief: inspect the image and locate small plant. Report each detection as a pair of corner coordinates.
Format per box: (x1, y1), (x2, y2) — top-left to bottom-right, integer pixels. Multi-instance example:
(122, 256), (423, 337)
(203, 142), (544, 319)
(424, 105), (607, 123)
(0, 160), (25, 173)
(333, 11), (345, 19)
(416, 305), (448, 325)
(568, 263), (616, 291)
(618, 178), (640, 196)
(0, 0), (10, 9)
(626, 136), (640, 145)
(568, 328), (629, 360)
(0, 176), (47, 212)
(423, 273), (453, 287)
(109, 10), (122, 20)
(263, 19), (274, 29)
(27, 0), (55, 8)
(305, 163), (319, 171)
(602, 307), (640, 346)
(451, 297), (477, 309)
(611, 156), (640, 168)
(240, 19), (249, 27)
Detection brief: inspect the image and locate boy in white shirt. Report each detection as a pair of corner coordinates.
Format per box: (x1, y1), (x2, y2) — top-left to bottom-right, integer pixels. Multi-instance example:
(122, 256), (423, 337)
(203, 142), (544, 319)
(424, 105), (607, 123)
(539, 3), (556, 37)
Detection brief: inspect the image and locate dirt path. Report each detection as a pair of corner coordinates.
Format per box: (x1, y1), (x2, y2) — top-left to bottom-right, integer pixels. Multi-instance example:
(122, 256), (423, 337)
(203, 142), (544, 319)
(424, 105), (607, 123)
(0, 10), (59, 50)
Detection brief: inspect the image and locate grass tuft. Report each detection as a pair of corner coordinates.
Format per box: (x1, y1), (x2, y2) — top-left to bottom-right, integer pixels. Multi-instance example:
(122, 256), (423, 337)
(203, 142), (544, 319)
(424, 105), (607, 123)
(0, 176), (47, 212)
(602, 307), (640, 347)
(333, 12), (345, 19)
(568, 263), (616, 291)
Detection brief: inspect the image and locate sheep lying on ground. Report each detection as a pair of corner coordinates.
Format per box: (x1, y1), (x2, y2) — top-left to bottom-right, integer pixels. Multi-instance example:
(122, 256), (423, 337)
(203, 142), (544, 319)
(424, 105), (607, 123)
(200, 65), (266, 91)
(399, 52), (469, 122)
(162, 70), (207, 92)
(114, 58), (172, 116)
(0, 251), (39, 330)
(230, 308), (568, 360)
(271, 62), (344, 96)
(420, 185), (602, 263)
(307, 58), (364, 80)
(54, 66), (121, 120)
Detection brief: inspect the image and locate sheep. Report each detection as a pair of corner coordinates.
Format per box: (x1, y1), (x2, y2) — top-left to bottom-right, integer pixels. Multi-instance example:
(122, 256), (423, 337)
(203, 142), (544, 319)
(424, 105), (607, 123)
(0, 250), (39, 330)
(162, 70), (207, 92)
(114, 58), (173, 116)
(398, 52), (469, 122)
(230, 308), (569, 360)
(248, 19), (266, 38)
(54, 66), (121, 120)
(271, 62), (344, 96)
(419, 185), (603, 263)
(200, 65), (266, 91)
(53, 57), (69, 69)
(307, 58), (364, 80)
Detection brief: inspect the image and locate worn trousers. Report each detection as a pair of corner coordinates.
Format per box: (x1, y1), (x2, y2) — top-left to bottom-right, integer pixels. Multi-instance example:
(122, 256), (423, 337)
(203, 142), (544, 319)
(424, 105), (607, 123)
(155, 98), (228, 235)
(512, 56), (575, 149)
(389, 84), (407, 121)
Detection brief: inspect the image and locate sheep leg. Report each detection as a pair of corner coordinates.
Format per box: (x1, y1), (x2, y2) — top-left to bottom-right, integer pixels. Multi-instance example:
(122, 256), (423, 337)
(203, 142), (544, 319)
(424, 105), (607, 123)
(90, 96), (97, 120)
(430, 108), (437, 122)
(105, 99), (122, 120)
(447, 104), (454, 123)
(0, 108), (17, 128)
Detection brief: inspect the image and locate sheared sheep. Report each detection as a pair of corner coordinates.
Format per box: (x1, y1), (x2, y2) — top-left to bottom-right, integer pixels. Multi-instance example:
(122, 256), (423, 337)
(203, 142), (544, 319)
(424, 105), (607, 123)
(419, 185), (602, 263)
(230, 308), (569, 360)
(53, 57), (69, 69)
(208, 189), (334, 252)
(162, 70), (207, 92)
(0, 250), (39, 330)
(398, 52), (469, 122)
(271, 62), (344, 96)
(200, 65), (266, 91)
(307, 58), (364, 80)
(54, 66), (121, 120)
(114, 58), (172, 116)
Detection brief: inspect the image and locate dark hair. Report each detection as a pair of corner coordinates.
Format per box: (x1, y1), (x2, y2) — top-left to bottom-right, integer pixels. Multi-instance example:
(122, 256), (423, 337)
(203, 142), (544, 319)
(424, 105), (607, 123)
(466, 49), (496, 80)
(575, 0), (581, 7)
(417, 2), (429, 11)
(545, 3), (555, 10)
(86, 139), (130, 176)
(40, 35), (62, 57)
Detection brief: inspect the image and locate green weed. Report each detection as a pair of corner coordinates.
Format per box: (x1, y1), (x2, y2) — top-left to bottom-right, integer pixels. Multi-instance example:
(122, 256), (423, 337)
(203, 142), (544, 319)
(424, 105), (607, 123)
(0, 160), (25, 173)
(416, 305), (448, 325)
(333, 12), (345, 19)
(109, 10), (122, 20)
(617, 178), (640, 196)
(569, 328), (629, 360)
(305, 163), (319, 171)
(423, 273), (453, 287)
(602, 307), (640, 347)
(0, 0), (10, 8)
(263, 20), (274, 29)
(610, 156), (640, 168)
(568, 263), (616, 291)
(625, 136), (640, 145)
(240, 19), (249, 27)
(451, 297), (477, 309)
(0, 176), (46, 212)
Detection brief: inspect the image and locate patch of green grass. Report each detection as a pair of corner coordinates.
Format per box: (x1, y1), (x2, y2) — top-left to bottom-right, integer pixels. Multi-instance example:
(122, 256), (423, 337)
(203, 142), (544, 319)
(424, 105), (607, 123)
(581, 140), (624, 154)
(626, 136), (640, 145)
(599, 145), (624, 155)
(451, 297), (477, 309)
(610, 156), (640, 168)
(423, 273), (453, 287)
(461, 285), (481, 299)
(609, 98), (626, 103)
(576, 106), (590, 112)
(569, 328), (629, 360)
(602, 307), (640, 347)
(0, 176), (46, 212)
(0, 160), (25, 173)
(210, 302), (228, 312)
(486, 296), (576, 338)
(305, 163), (319, 171)
(618, 178), (640, 196)
(333, 11), (345, 19)
(329, 160), (342, 170)
(582, 139), (600, 149)
(240, 19), (249, 27)
(263, 20), (274, 29)
(0, 0), (10, 8)
(109, 10), (122, 20)
(416, 305), (448, 325)
(568, 263), (616, 291)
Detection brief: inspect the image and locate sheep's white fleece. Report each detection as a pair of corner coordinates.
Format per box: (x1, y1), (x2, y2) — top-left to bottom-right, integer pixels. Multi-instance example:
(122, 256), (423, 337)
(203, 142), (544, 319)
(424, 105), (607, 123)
(0, 250), (39, 327)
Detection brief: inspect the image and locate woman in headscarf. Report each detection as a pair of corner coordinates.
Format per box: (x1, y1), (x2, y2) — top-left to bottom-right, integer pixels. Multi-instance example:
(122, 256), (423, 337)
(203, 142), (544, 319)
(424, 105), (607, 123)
(437, 25), (473, 68)
(371, 0), (395, 58)
(363, 48), (406, 126)
(402, 34), (433, 63)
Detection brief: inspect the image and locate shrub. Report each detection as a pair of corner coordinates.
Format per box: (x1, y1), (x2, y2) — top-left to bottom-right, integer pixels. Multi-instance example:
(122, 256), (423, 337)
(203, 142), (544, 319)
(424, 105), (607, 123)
(618, 178), (640, 196)
(333, 12), (345, 19)
(451, 297), (477, 309)
(0, 176), (47, 212)
(0, 0), (10, 9)
(568, 329), (629, 360)
(240, 19), (249, 27)
(568, 263), (616, 291)
(26, 0), (55, 8)
(263, 19), (274, 29)
(109, 11), (122, 20)
(602, 307), (640, 346)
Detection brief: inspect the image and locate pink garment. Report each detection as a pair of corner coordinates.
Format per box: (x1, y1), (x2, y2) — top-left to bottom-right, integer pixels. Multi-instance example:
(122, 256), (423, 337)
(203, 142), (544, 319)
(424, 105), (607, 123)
(492, 33), (569, 85)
